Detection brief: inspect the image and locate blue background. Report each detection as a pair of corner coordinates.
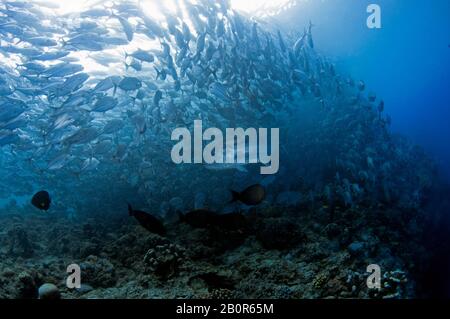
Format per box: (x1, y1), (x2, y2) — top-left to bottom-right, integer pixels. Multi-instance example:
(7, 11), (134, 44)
(280, 0), (450, 180)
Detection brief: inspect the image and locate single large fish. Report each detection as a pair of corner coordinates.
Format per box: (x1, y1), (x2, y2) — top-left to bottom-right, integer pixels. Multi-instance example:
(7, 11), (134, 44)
(230, 184), (266, 206)
(31, 190), (51, 211)
(128, 203), (166, 236)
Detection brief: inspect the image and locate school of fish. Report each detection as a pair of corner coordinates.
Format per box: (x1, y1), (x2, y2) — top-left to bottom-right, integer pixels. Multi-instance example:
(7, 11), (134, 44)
(0, 0), (434, 222)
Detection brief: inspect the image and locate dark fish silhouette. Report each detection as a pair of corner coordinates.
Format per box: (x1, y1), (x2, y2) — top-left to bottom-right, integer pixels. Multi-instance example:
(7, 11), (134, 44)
(179, 210), (248, 231)
(128, 203), (166, 236)
(230, 184), (266, 206)
(31, 190), (51, 210)
(179, 209), (219, 228)
(216, 212), (248, 231)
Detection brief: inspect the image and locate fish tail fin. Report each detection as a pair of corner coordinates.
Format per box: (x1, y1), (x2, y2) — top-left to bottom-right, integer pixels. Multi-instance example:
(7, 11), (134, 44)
(60, 37), (67, 47)
(154, 67), (161, 80)
(211, 69), (218, 80)
(229, 190), (240, 203)
(127, 202), (133, 216)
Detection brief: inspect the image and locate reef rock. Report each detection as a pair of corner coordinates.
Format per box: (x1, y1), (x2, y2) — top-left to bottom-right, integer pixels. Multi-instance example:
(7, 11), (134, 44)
(79, 255), (117, 288)
(38, 283), (60, 300)
(256, 217), (305, 250)
(143, 243), (187, 278)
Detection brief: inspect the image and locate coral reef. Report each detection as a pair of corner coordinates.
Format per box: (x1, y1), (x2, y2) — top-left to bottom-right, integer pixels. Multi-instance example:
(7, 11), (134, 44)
(255, 217), (306, 250)
(0, 188), (439, 299)
(143, 243), (187, 278)
(79, 255), (117, 288)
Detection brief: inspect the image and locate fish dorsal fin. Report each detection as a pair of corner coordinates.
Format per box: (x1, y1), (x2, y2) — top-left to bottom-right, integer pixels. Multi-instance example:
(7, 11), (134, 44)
(127, 203), (133, 216)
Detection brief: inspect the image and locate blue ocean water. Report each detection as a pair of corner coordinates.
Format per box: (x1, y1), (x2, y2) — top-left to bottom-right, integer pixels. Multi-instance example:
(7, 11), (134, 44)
(0, 0), (449, 299)
(278, 0), (450, 180)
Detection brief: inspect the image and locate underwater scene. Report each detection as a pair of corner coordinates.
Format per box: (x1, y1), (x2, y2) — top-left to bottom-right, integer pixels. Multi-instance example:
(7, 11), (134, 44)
(0, 0), (449, 301)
